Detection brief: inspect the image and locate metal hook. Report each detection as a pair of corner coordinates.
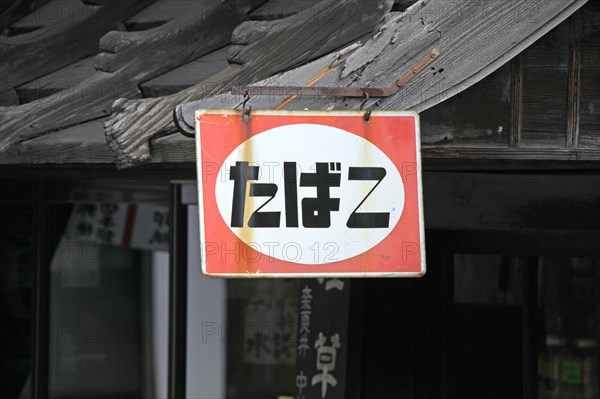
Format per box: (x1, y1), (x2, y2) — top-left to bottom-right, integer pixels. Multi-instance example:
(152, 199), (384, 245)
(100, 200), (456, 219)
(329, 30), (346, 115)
(242, 103), (252, 122)
(234, 90), (252, 121)
(360, 92), (369, 110)
(360, 92), (372, 123)
(234, 90), (250, 110)
(242, 90), (250, 107)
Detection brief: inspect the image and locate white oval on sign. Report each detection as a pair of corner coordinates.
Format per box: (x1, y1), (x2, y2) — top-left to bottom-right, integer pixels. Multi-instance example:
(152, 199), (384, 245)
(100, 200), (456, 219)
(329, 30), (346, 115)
(215, 123), (405, 265)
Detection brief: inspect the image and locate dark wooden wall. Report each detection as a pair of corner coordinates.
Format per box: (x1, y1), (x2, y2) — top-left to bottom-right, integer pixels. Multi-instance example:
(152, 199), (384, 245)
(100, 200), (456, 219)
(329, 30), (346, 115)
(421, 1), (599, 159)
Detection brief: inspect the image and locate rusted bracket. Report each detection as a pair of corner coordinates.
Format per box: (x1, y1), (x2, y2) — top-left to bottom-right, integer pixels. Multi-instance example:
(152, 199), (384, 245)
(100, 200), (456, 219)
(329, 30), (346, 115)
(232, 48), (439, 98)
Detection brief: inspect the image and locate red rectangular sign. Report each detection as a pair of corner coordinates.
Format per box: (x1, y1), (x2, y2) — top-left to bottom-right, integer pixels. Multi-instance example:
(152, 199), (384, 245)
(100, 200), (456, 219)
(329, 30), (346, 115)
(195, 110), (425, 277)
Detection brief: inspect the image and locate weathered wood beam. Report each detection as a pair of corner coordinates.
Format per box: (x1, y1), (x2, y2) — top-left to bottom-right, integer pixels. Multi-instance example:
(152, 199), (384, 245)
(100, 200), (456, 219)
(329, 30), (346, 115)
(139, 46), (231, 98)
(0, 119), (114, 164)
(104, 0), (391, 168)
(393, 0), (418, 10)
(0, 0), (154, 104)
(0, 0), (47, 32)
(146, 132), (600, 165)
(422, 147), (600, 161)
(423, 172), (600, 232)
(248, 0), (322, 21)
(15, 55), (96, 103)
(0, 0), (265, 153)
(3, 128), (598, 165)
(122, 0), (198, 31)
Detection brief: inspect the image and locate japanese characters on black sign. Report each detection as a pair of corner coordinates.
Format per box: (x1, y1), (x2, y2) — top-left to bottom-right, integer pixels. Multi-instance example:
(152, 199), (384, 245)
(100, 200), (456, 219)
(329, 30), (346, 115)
(243, 280), (297, 366)
(295, 278), (350, 399)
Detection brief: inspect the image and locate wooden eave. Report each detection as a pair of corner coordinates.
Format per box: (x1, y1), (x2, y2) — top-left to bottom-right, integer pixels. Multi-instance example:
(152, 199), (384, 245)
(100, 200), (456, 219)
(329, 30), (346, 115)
(0, 0), (598, 169)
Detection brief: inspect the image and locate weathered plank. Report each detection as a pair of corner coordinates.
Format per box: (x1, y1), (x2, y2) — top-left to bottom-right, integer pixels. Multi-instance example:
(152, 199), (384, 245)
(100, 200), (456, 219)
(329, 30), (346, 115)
(0, 0), (47, 32)
(0, 0), (265, 153)
(1, 87), (19, 105)
(521, 66), (569, 146)
(0, 119), (113, 164)
(123, 0), (193, 31)
(247, 0), (412, 22)
(509, 55), (524, 147)
(150, 133), (195, 163)
(422, 147), (599, 161)
(392, 0), (418, 11)
(9, 0), (70, 32)
(520, 23), (570, 147)
(0, 0), (155, 104)
(139, 46), (231, 98)
(104, 0), (392, 168)
(15, 55), (96, 104)
(248, 0), (321, 20)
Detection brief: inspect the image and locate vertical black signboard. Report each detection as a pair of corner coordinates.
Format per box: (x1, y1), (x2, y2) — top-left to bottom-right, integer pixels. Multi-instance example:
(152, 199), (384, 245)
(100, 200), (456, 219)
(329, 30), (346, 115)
(294, 278), (354, 399)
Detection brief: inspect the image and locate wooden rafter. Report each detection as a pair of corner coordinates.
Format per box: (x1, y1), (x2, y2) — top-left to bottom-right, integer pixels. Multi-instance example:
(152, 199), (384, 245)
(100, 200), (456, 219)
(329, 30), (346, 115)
(0, 0), (47, 32)
(0, 0), (266, 152)
(0, 0), (155, 105)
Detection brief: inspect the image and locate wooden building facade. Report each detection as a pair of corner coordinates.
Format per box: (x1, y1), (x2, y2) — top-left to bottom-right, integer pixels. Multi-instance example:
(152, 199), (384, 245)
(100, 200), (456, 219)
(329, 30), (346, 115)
(0, 0), (598, 398)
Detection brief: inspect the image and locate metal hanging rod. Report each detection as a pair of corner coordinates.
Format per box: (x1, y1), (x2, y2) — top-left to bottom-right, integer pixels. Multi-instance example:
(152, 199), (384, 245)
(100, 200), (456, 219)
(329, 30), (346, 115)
(232, 48), (439, 98)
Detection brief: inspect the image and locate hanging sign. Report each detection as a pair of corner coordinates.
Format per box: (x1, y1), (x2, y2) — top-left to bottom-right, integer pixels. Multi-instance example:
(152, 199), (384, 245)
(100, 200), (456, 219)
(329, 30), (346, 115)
(195, 110), (425, 277)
